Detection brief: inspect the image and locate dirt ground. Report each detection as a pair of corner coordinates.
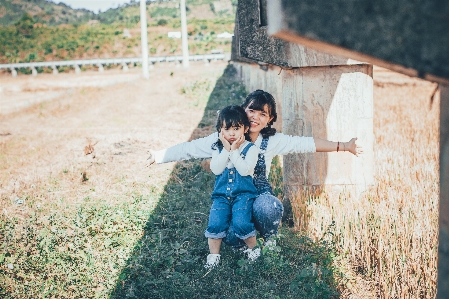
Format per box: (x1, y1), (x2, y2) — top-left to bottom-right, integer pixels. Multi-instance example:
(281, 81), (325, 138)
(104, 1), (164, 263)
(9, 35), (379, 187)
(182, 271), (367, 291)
(0, 61), (226, 218)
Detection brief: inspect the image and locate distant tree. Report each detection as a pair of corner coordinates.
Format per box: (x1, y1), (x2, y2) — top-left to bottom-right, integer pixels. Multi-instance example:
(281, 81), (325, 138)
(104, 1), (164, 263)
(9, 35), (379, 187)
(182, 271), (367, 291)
(15, 13), (35, 38)
(157, 19), (167, 26)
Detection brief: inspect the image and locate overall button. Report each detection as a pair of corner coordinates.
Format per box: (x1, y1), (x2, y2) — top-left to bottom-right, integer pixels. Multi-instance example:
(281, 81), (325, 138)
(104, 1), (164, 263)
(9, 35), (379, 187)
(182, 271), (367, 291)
(227, 197), (231, 200)
(229, 179), (232, 182)
(230, 171), (233, 174)
(227, 188), (230, 191)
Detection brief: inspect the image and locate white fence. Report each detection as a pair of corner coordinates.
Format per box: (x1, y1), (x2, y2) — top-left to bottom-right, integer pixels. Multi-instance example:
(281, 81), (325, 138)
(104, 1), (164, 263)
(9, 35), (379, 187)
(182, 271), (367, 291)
(0, 54), (228, 76)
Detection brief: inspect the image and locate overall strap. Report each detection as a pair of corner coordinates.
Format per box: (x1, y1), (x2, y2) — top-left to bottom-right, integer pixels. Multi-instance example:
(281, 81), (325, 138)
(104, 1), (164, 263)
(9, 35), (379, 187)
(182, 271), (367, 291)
(260, 137), (269, 151)
(239, 142), (254, 158)
(253, 137), (274, 195)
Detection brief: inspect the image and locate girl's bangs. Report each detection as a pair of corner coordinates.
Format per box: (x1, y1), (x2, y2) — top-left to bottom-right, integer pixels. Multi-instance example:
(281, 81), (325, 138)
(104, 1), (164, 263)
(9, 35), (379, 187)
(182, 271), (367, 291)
(223, 116), (244, 129)
(247, 98), (271, 114)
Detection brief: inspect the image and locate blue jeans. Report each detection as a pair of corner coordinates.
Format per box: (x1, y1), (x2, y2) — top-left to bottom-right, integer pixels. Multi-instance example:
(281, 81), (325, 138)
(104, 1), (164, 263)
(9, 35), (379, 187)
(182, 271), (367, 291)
(223, 193), (284, 247)
(205, 195), (256, 240)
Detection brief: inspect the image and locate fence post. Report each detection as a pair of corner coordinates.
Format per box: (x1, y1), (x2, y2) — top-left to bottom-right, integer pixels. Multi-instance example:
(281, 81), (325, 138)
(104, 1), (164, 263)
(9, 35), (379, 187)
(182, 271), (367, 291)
(74, 64), (81, 74)
(122, 62), (129, 72)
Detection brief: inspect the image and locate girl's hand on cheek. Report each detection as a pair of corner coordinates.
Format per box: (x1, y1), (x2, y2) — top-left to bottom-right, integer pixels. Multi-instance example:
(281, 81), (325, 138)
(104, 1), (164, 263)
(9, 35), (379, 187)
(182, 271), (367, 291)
(231, 135), (245, 151)
(219, 131), (231, 151)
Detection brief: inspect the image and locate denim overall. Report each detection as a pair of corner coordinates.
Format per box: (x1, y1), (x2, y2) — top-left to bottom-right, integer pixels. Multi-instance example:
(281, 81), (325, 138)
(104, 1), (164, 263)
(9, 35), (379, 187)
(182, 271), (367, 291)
(224, 137), (284, 247)
(205, 143), (258, 240)
(253, 137), (275, 195)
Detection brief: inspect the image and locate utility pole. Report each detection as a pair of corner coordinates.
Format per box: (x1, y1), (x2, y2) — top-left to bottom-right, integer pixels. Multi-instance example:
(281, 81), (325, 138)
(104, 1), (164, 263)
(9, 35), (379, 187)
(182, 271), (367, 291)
(140, 0), (149, 78)
(180, 0), (189, 68)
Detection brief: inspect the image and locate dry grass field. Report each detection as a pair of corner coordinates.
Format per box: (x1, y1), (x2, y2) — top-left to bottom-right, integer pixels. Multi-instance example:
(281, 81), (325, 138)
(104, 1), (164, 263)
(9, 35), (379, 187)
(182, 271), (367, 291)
(293, 67), (439, 298)
(0, 63), (440, 298)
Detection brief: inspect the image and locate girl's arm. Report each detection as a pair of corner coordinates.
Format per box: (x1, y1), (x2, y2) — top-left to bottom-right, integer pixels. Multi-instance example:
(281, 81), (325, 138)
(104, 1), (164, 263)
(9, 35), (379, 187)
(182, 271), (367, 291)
(229, 145), (259, 176)
(271, 133), (316, 156)
(146, 133), (218, 165)
(210, 149), (231, 175)
(314, 137), (362, 156)
(271, 133), (361, 156)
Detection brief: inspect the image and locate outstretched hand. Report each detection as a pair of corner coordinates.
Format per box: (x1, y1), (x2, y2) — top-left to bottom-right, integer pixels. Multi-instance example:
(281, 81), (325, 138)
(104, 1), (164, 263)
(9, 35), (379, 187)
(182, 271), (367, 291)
(345, 138), (363, 156)
(145, 149), (156, 167)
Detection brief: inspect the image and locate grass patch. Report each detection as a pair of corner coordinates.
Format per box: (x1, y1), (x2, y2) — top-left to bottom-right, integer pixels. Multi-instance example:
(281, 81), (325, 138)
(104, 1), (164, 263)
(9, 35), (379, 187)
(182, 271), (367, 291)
(1, 195), (159, 298)
(110, 159), (341, 299)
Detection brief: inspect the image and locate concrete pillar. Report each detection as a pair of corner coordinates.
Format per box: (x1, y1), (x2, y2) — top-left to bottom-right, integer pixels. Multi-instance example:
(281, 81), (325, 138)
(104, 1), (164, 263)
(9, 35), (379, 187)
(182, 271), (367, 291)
(31, 67), (37, 76)
(149, 62), (155, 70)
(438, 84), (449, 298)
(98, 64), (104, 72)
(74, 64), (81, 74)
(282, 64), (374, 208)
(11, 68), (17, 77)
(52, 66), (58, 75)
(233, 61), (373, 226)
(204, 57), (210, 66)
(242, 64), (253, 89)
(249, 65), (266, 93)
(122, 62), (129, 72)
(265, 66), (283, 132)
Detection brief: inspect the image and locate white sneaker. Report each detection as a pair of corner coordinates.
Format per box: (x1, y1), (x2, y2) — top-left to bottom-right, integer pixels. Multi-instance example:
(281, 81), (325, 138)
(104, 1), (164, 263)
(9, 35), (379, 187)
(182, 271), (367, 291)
(263, 239), (276, 250)
(232, 245), (248, 253)
(243, 247), (261, 261)
(204, 254), (220, 269)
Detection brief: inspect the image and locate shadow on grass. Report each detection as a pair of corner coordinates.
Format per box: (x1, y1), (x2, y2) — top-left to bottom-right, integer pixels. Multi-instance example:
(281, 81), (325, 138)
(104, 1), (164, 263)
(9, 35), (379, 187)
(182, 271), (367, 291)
(110, 65), (341, 299)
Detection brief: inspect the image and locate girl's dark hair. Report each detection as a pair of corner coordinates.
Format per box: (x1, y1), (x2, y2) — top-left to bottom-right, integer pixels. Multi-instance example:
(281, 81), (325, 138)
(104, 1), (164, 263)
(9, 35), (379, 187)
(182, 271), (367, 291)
(241, 89), (278, 138)
(212, 105), (251, 150)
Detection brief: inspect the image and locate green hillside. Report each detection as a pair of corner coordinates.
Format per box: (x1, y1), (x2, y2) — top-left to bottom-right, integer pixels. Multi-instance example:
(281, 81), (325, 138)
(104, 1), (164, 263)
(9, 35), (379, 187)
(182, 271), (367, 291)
(0, 0), (236, 26)
(0, 0), (95, 26)
(0, 0), (236, 71)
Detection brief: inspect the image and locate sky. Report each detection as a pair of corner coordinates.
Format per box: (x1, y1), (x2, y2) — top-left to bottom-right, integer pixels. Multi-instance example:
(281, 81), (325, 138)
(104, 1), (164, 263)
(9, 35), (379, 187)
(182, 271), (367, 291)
(49, 0), (137, 14)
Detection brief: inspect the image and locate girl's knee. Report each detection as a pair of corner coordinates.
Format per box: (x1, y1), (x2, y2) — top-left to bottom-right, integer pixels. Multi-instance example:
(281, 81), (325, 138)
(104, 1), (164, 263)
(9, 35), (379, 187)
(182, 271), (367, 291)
(253, 194), (283, 218)
(232, 218), (255, 237)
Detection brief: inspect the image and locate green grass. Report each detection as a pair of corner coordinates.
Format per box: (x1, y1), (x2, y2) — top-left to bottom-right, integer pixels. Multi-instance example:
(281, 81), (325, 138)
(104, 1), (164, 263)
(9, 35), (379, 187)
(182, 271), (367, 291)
(0, 17), (234, 72)
(0, 66), (342, 298)
(110, 159), (341, 299)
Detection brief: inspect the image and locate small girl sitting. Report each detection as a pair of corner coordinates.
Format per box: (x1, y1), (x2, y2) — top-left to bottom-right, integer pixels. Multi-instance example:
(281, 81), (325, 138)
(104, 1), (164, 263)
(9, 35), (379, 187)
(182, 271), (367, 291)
(204, 105), (260, 269)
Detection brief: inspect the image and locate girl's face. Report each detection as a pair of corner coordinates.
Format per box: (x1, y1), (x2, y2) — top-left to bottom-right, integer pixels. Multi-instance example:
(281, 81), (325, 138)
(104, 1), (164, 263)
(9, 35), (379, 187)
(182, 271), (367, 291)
(245, 103), (274, 134)
(221, 123), (247, 144)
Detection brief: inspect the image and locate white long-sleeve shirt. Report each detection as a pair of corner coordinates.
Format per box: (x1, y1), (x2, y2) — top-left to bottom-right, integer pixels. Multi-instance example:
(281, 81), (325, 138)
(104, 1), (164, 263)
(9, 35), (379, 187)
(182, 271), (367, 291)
(210, 140), (258, 176)
(154, 132), (316, 177)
